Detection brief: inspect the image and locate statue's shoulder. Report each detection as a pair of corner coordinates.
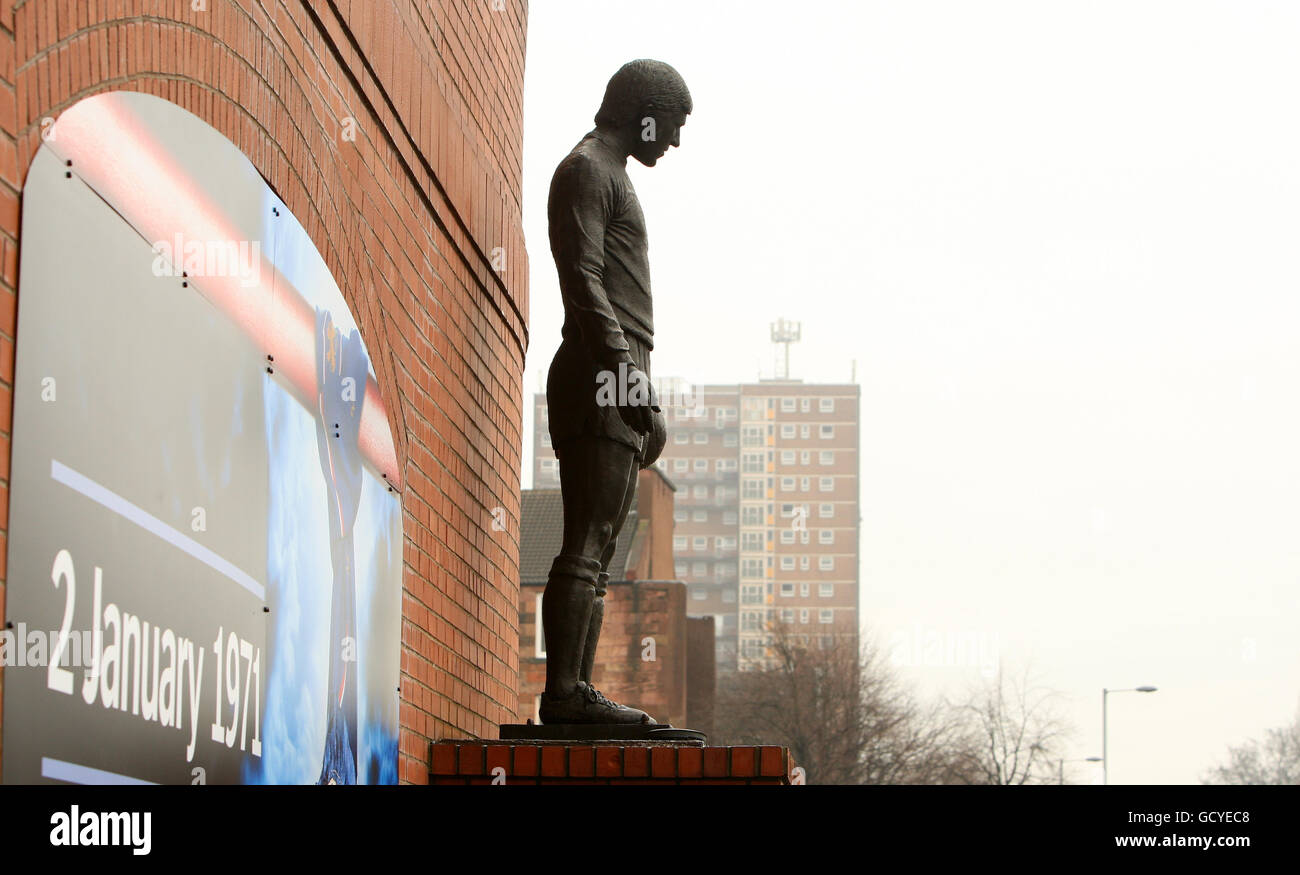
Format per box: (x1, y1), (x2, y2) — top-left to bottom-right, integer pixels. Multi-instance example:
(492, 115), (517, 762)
(555, 135), (622, 180)
(550, 137), (621, 210)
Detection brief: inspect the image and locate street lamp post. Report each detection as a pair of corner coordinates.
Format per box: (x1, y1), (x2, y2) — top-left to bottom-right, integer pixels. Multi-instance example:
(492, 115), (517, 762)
(1102, 685), (1158, 785)
(1058, 756), (1104, 785)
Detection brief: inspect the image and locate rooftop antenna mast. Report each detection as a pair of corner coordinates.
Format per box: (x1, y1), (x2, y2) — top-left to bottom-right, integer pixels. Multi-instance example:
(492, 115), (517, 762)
(770, 318), (801, 380)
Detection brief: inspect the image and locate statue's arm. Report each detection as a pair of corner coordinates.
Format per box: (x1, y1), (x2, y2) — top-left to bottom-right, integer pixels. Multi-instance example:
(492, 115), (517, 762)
(548, 157), (634, 372)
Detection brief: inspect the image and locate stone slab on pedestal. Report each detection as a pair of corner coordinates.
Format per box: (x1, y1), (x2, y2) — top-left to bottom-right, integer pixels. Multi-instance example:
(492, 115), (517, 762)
(498, 722), (706, 743)
(429, 739), (797, 785)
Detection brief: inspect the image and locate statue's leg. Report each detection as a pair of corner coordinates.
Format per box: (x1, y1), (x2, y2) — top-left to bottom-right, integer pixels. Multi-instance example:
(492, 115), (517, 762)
(540, 434), (650, 724)
(580, 458), (640, 686)
(541, 551), (600, 700)
(542, 434), (634, 697)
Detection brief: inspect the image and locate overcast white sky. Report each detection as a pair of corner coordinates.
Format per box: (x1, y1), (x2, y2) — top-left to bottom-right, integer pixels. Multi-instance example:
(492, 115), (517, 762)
(518, 0), (1300, 783)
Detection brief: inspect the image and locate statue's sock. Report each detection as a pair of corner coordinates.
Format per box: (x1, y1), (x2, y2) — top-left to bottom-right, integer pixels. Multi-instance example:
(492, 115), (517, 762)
(579, 571), (610, 685)
(541, 554), (601, 698)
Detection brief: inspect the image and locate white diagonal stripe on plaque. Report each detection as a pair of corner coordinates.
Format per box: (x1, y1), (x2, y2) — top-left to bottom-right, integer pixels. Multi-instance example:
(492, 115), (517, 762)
(50, 459), (265, 600)
(41, 757), (157, 785)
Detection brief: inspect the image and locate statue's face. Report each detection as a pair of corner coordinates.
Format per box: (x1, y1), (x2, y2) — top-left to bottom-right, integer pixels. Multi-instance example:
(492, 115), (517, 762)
(632, 111), (686, 167)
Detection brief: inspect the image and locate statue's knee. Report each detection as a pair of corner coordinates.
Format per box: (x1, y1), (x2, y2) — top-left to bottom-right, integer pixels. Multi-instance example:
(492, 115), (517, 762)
(549, 553), (601, 584)
(559, 519), (617, 571)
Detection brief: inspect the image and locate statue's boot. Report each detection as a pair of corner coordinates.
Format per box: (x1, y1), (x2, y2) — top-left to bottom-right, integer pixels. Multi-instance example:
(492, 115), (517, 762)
(539, 557), (651, 725)
(553, 680), (652, 725)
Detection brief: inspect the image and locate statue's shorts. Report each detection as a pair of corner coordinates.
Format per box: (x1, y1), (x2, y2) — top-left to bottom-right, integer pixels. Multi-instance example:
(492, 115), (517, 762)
(546, 333), (651, 462)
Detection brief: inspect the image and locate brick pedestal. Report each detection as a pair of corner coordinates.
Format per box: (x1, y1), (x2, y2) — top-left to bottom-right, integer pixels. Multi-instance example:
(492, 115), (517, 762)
(430, 740), (796, 786)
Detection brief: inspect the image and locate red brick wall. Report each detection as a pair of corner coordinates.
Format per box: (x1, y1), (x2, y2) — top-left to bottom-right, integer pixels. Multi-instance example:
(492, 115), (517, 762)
(627, 467), (676, 582)
(596, 581), (688, 727)
(686, 616), (716, 737)
(517, 582), (545, 721)
(431, 740), (797, 785)
(0, 0), (530, 784)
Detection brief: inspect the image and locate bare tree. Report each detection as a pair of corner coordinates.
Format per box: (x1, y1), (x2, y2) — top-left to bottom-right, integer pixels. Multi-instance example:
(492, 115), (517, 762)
(714, 624), (983, 784)
(1202, 709), (1300, 785)
(952, 663), (1070, 785)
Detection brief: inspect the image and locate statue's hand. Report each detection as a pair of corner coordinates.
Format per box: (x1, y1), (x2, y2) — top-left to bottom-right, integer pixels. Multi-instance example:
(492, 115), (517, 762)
(615, 366), (657, 435)
(640, 409), (668, 469)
